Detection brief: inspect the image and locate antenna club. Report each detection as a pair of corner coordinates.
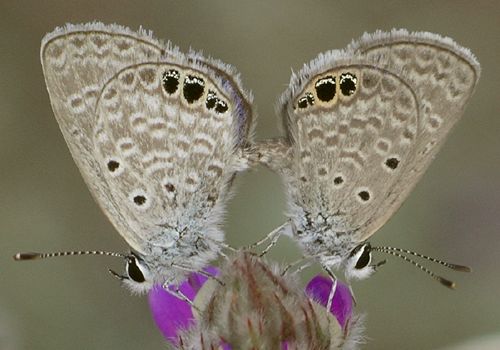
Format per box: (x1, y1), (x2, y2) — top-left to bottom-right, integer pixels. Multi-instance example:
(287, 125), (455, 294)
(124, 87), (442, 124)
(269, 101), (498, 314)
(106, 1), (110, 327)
(13, 252), (41, 260)
(450, 264), (472, 273)
(438, 277), (456, 290)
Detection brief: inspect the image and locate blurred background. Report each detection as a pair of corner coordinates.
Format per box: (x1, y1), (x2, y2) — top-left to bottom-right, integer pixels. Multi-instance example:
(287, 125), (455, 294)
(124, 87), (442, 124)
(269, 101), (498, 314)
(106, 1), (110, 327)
(1, 1), (499, 349)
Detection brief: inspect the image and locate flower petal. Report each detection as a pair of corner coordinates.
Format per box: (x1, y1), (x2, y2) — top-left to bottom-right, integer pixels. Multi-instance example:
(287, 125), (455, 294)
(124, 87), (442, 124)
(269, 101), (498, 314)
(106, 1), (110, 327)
(148, 267), (218, 345)
(305, 275), (353, 328)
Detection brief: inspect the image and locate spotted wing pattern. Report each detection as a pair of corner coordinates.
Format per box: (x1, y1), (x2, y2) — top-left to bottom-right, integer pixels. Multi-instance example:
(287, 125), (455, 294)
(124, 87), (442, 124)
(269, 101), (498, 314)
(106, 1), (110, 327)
(259, 30), (479, 246)
(278, 56), (420, 238)
(41, 23), (253, 254)
(347, 29), (480, 240)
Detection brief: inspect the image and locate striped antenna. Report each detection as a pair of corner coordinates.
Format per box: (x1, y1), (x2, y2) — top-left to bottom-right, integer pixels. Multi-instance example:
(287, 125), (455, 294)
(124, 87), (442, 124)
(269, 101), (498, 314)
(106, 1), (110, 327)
(372, 246), (471, 272)
(13, 250), (125, 261)
(371, 246), (471, 289)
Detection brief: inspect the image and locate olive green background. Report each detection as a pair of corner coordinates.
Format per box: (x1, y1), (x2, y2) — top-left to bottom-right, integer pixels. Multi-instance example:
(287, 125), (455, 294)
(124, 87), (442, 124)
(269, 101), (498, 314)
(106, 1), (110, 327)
(1, 1), (499, 349)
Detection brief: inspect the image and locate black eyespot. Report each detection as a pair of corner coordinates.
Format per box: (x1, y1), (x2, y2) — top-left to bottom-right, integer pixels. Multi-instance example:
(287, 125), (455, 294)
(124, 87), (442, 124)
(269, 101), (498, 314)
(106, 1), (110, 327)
(107, 160), (119, 172)
(162, 69), (180, 94)
(358, 190), (370, 201)
(127, 257), (145, 283)
(297, 92), (315, 109)
(298, 97), (308, 109)
(183, 75), (205, 103)
(333, 176), (344, 185)
(133, 195), (146, 205)
(206, 90), (217, 109)
(385, 157), (400, 170)
(340, 73), (357, 96)
(355, 246), (371, 269)
(315, 75), (336, 102)
(305, 92), (314, 105)
(215, 100), (228, 114)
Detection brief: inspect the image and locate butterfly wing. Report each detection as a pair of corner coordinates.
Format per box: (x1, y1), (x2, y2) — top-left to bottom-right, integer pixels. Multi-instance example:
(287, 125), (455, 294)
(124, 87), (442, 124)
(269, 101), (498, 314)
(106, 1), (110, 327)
(41, 23), (253, 254)
(277, 53), (420, 238)
(346, 29), (480, 240)
(264, 30), (479, 244)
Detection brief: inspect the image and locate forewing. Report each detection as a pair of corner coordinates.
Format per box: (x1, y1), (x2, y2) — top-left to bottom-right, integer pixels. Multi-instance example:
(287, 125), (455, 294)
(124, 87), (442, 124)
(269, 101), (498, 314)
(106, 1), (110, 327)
(347, 29), (480, 240)
(279, 53), (420, 237)
(41, 23), (253, 252)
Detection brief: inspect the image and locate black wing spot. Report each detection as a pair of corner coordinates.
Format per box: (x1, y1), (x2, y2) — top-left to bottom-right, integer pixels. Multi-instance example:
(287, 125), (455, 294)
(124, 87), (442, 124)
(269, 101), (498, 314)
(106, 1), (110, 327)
(206, 90), (217, 110)
(133, 195), (147, 206)
(183, 75), (205, 103)
(162, 69), (180, 94)
(333, 176), (344, 185)
(385, 157), (400, 170)
(340, 73), (357, 96)
(298, 97), (308, 109)
(205, 90), (228, 114)
(107, 160), (120, 172)
(297, 92), (315, 109)
(315, 75), (336, 102)
(358, 190), (370, 201)
(215, 100), (228, 114)
(306, 92), (314, 105)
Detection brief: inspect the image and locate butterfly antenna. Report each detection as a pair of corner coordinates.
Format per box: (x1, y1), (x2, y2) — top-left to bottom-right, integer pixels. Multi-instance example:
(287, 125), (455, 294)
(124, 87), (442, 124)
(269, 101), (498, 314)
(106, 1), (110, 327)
(371, 247), (460, 289)
(372, 246), (471, 272)
(13, 250), (125, 261)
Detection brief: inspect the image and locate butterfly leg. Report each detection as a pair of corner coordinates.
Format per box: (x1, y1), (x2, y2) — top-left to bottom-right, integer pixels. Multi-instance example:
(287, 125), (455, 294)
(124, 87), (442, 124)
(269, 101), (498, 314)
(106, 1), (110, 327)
(281, 256), (317, 276)
(246, 222), (288, 254)
(204, 236), (236, 258)
(259, 227), (284, 257)
(108, 268), (127, 281)
(348, 284), (358, 306)
(163, 281), (200, 312)
(321, 264), (339, 312)
(171, 263), (225, 286)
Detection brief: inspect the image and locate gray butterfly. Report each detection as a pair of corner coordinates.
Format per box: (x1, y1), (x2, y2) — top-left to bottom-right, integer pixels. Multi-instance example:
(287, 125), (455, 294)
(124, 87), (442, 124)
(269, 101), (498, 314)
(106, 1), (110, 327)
(254, 29), (480, 287)
(16, 22), (254, 294)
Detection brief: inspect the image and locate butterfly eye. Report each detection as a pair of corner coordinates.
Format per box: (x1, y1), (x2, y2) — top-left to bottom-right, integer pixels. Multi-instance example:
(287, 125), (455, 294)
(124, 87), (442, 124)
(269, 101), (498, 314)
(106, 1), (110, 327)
(354, 245), (372, 269)
(126, 256), (146, 283)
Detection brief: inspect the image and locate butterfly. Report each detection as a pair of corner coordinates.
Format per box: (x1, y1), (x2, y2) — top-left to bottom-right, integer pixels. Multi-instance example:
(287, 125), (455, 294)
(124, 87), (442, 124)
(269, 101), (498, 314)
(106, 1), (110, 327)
(15, 22), (254, 294)
(253, 29), (479, 288)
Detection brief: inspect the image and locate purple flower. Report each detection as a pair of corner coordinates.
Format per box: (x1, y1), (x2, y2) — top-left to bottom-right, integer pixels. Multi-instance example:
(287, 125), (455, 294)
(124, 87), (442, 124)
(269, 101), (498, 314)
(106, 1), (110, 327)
(305, 275), (353, 328)
(149, 269), (353, 346)
(148, 267), (218, 345)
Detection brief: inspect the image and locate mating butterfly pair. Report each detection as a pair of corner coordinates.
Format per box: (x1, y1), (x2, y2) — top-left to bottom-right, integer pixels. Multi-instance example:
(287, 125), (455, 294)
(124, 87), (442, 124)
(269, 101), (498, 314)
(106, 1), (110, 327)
(15, 23), (479, 294)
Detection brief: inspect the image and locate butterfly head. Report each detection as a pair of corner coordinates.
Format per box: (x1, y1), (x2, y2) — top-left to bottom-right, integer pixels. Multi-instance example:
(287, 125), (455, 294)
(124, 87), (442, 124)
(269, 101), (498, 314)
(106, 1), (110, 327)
(344, 242), (385, 281)
(342, 242), (471, 288)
